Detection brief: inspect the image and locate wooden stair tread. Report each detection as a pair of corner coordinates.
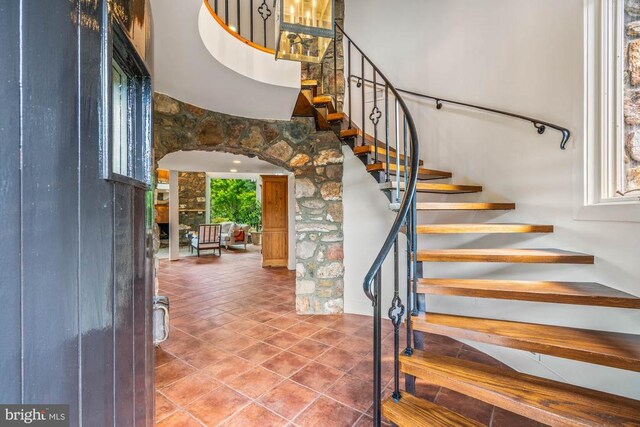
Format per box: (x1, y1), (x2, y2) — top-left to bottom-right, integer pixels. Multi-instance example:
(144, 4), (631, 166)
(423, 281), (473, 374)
(354, 145), (424, 166)
(415, 223), (553, 233)
(412, 313), (640, 371)
(382, 393), (484, 427)
(313, 95), (332, 104)
(417, 278), (640, 308)
(340, 128), (358, 139)
(367, 162), (452, 180)
(415, 202), (515, 211)
(382, 182), (479, 193)
(301, 79), (318, 87)
(416, 248), (594, 264)
(400, 350), (640, 427)
(326, 112), (345, 122)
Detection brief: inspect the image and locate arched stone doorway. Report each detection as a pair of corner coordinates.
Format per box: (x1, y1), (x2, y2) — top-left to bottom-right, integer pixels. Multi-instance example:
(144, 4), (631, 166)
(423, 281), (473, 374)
(154, 93), (345, 314)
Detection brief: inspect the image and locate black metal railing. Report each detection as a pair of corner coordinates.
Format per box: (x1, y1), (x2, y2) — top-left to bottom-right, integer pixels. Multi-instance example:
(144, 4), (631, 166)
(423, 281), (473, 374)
(335, 22), (419, 426)
(348, 75), (572, 149)
(209, 0), (276, 51)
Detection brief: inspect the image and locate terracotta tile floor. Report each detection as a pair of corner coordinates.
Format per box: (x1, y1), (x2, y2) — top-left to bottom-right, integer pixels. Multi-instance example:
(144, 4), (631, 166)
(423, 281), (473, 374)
(155, 247), (546, 427)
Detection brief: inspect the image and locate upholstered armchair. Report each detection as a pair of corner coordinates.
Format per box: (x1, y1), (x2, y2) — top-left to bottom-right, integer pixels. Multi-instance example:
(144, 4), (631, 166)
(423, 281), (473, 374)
(220, 222), (250, 249)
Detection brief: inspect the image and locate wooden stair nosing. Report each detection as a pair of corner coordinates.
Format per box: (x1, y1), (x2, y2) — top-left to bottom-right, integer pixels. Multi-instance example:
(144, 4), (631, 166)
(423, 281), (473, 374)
(400, 350), (640, 427)
(312, 95), (332, 105)
(415, 248), (594, 264)
(380, 182), (481, 194)
(381, 393), (484, 427)
(301, 79), (318, 87)
(415, 223), (553, 234)
(354, 145), (425, 166)
(367, 162), (452, 180)
(412, 313), (640, 372)
(392, 202), (516, 212)
(326, 112), (345, 122)
(412, 202), (516, 211)
(417, 278), (640, 308)
(340, 128), (358, 139)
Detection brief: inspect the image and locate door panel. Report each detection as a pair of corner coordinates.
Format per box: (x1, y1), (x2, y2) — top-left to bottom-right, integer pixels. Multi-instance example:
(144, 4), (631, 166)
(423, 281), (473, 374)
(0, 0), (22, 404)
(261, 176), (289, 267)
(21, 0), (80, 416)
(0, 0), (154, 424)
(78, 0), (115, 423)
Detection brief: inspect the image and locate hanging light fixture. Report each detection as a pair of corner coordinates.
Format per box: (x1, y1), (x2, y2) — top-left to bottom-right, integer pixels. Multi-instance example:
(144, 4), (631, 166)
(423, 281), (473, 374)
(275, 0), (335, 63)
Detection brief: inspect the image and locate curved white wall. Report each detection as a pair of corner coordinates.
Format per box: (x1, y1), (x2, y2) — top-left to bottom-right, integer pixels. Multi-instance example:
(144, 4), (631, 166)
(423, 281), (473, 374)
(342, 0), (640, 399)
(151, 0), (301, 120)
(197, 5), (299, 89)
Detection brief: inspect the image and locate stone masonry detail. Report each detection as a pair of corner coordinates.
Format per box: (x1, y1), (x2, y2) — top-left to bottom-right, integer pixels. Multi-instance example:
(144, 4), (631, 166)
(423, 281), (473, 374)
(625, 1), (640, 191)
(178, 172), (207, 233)
(154, 93), (345, 314)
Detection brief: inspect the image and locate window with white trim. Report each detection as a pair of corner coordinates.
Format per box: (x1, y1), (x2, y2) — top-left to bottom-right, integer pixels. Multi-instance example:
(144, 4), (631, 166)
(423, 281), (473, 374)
(588, 0), (640, 205)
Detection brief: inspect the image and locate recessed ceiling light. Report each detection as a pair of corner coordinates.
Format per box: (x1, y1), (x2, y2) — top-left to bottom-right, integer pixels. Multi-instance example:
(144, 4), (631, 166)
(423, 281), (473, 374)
(233, 160), (241, 164)
(230, 169), (238, 173)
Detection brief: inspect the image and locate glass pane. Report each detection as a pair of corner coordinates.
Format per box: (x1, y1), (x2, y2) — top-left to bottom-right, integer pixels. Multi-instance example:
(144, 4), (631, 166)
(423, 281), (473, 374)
(282, 0), (332, 29)
(112, 60), (129, 176)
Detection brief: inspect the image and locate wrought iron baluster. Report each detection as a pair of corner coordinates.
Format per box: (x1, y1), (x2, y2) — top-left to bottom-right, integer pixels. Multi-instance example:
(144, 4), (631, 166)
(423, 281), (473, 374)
(214, 0), (218, 14)
(250, 0), (254, 42)
(333, 35), (338, 107)
(237, 0), (241, 34)
(225, 0), (229, 24)
(403, 116), (414, 357)
(373, 270), (383, 427)
(361, 55), (365, 147)
(371, 70), (379, 164)
(411, 186), (419, 318)
(394, 99), (401, 195)
(385, 85), (390, 181)
(348, 41), (352, 129)
(389, 237), (405, 401)
(403, 118), (408, 205)
(257, 0), (271, 48)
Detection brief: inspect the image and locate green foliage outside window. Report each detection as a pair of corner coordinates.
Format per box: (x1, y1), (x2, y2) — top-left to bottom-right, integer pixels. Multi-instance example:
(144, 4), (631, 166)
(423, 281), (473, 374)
(210, 179), (262, 230)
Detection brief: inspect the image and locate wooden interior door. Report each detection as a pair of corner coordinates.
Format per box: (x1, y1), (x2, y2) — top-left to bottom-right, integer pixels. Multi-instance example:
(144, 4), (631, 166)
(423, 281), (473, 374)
(261, 175), (288, 267)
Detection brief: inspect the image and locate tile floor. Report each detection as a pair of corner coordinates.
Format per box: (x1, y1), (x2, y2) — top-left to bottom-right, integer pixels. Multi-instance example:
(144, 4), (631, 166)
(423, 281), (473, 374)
(155, 246), (546, 426)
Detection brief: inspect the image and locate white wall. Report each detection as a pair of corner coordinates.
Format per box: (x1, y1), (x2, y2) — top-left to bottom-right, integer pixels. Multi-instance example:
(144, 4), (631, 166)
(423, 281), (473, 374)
(343, 147), (408, 317)
(342, 0), (640, 399)
(151, 0), (300, 120)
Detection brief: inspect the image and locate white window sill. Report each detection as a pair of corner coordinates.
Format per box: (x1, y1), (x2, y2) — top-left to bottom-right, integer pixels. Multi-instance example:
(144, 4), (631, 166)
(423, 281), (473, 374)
(574, 200), (640, 222)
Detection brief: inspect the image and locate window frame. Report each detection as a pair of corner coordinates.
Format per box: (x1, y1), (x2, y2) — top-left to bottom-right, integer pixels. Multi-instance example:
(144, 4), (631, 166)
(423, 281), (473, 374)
(100, 14), (152, 189)
(579, 0), (640, 222)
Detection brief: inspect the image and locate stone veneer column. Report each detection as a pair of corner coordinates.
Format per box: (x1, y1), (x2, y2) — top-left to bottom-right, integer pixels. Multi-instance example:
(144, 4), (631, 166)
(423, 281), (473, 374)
(154, 93), (345, 314)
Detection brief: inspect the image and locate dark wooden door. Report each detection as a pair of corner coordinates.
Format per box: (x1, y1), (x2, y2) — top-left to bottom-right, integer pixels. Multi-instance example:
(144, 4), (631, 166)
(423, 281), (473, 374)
(261, 176), (289, 267)
(0, 1), (154, 425)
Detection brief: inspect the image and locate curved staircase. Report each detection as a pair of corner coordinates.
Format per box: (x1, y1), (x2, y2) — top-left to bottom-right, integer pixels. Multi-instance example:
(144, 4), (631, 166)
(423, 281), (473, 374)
(185, 1), (640, 423)
(295, 25), (640, 427)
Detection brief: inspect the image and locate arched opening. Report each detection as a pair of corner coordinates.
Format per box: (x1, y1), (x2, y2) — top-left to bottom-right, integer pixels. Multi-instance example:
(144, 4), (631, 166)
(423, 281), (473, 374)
(154, 93), (345, 315)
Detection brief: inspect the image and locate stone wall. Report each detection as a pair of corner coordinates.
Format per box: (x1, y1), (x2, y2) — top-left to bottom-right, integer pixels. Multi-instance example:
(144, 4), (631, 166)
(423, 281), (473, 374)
(154, 93), (345, 314)
(625, 1), (640, 191)
(178, 172), (207, 233)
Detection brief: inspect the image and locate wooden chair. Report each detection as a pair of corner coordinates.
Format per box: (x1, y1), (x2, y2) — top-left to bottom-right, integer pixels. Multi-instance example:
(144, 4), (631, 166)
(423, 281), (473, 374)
(190, 224), (222, 257)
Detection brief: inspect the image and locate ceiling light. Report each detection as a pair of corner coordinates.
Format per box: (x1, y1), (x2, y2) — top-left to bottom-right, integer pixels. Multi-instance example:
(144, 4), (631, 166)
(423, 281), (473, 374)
(230, 169), (238, 173)
(233, 160), (241, 164)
